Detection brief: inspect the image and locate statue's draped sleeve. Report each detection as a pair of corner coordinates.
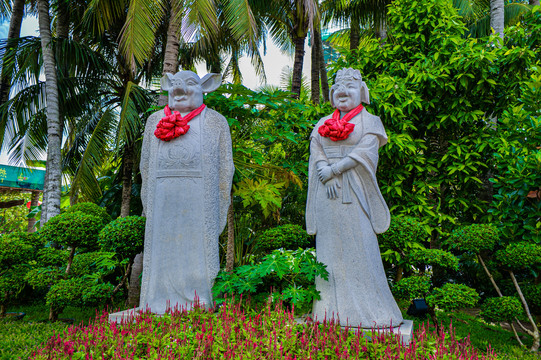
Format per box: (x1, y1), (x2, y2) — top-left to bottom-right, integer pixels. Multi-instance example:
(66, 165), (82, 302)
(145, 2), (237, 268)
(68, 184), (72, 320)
(218, 114), (234, 232)
(306, 110), (390, 235)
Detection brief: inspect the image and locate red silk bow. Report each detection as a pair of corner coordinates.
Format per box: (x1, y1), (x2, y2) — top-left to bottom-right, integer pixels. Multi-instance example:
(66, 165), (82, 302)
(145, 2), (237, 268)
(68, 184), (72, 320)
(318, 104), (363, 141)
(154, 104), (206, 141)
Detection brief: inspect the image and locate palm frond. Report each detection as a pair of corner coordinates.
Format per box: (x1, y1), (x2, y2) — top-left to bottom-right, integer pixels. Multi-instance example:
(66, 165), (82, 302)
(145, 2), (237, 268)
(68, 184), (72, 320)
(82, 0), (128, 36)
(119, 0), (166, 70)
(67, 108), (117, 200)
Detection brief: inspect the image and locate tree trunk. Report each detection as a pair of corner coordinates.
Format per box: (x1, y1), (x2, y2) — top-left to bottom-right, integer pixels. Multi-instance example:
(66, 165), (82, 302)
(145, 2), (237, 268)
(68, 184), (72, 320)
(120, 144), (134, 218)
(0, 0), (25, 104)
(39, 0), (62, 223)
(65, 247), (76, 276)
(508, 270), (540, 351)
(477, 254), (503, 296)
(318, 33), (329, 102)
(225, 198), (235, 272)
(0, 303), (6, 317)
(48, 305), (58, 322)
(27, 191), (40, 233)
(127, 252), (143, 308)
(375, 18), (387, 41)
(310, 29), (320, 104)
(291, 35), (306, 99)
(490, 0), (505, 40)
(159, 1), (181, 107)
(350, 16), (360, 50)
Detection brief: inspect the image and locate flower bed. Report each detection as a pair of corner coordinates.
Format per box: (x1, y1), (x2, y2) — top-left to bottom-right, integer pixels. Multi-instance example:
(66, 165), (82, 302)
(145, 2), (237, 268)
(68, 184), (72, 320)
(32, 300), (497, 359)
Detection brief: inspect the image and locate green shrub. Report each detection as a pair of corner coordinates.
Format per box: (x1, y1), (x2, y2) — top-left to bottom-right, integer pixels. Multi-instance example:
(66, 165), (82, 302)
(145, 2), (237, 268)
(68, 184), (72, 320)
(409, 249), (459, 271)
(25, 267), (62, 290)
(98, 215), (145, 261)
(0, 232), (38, 315)
(480, 296), (524, 323)
(213, 248), (327, 311)
(39, 212), (105, 251)
(379, 216), (426, 251)
(495, 242), (541, 270)
(69, 252), (116, 277)
(446, 224), (499, 253)
(64, 202), (111, 226)
(393, 275), (431, 300)
(36, 247), (69, 267)
(427, 283), (480, 311)
(523, 284), (541, 315)
(255, 224), (311, 253)
(46, 278), (113, 312)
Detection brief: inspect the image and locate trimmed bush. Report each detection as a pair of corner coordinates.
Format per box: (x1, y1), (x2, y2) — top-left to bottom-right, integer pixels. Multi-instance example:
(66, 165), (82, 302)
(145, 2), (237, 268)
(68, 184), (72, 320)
(69, 252), (116, 277)
(64, 202), (111, 226)
(393, 275), (431, 300)
(523, 284), (541, 314)
(495, 242), (541, 270)
(379, 216), (426, 251)
(446, 224), (499, 253)
(36, 247), (69, 267)
(98, 216), (145, 261)
(427, 283), (480, 311)
(46, 278), (114, 313)
(255, 224), (310, 252)
(409, 249), (459, 271)
(480, 296), (524, 323)
(39, 212), (105, 251)
(0, 232), (38, 316)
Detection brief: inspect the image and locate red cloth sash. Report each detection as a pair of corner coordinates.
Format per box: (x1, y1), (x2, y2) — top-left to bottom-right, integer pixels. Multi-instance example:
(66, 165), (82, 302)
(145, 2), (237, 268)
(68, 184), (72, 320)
(154, 104), (206, 141)
(318, 104), (363, 141)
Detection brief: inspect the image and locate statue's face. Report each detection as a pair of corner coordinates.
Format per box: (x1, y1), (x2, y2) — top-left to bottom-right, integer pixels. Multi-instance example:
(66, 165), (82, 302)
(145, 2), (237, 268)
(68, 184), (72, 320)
(168, 71), (204, 112)
(331, 79), (362, 112)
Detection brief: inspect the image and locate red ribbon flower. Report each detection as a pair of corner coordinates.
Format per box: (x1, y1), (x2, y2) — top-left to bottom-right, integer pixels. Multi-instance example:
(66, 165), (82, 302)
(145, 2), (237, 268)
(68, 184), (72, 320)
(318, 104), (363, 141)
(154, 104), (206, 141)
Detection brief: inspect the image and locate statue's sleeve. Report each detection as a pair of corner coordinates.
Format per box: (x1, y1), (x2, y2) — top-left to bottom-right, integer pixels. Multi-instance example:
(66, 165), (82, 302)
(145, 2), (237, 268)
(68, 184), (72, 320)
(218, 118), (234, 232)
(140, 112), (160, 212)
(306, 124), (328, 235)
(345, 114), (390, 233)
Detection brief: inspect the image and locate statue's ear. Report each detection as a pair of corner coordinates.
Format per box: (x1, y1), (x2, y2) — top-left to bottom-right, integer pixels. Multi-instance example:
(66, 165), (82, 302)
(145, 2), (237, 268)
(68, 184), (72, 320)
(329, 87), (335, 108)
(360, 81), (370, 105)
(160, 73), (174, 91)
(200, 73), (222, 93)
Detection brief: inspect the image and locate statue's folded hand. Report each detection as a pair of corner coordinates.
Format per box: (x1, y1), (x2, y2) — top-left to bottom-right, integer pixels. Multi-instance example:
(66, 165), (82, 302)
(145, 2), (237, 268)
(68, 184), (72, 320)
(318, 165), (333, 184)
(325, 178), (340, 200)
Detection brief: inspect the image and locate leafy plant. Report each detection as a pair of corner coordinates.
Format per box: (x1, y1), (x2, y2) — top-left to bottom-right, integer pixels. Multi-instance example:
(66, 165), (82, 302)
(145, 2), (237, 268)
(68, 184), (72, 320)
(378, 215), (427, 280)
(64, 202), (112, 227)
(98, 216), (145, 262)
(213, 248), (328, 311)
(495, 242), (541, 270)
(392, 275), (431, 301)
(409, 248), (459, 272)
(480, 296), (525, 323)
(255, 224), (311, 253)
(427, 283), (480, 312)
(446, 224), (500, 254)
(0, 231), (40, 316)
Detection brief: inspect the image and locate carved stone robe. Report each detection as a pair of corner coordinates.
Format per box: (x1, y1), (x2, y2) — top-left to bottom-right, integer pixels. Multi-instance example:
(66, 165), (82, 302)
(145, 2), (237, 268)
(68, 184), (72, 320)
(306, 108), (403, 328)
(139, 107), (234, 314)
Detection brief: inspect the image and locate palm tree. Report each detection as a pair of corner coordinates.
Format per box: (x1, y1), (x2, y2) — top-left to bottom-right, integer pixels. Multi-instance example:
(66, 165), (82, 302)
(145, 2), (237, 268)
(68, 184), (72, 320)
(0, 0), (26, 105)
(255, 0), (318, 98)
(37, 0), (62, 223)
(453, 0), (532, 38)
(321, 0), (389, 48)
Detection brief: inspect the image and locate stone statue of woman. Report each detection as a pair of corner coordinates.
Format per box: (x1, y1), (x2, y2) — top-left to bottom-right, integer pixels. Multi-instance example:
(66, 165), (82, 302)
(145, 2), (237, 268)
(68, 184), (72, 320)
(306, 68), (403, 328)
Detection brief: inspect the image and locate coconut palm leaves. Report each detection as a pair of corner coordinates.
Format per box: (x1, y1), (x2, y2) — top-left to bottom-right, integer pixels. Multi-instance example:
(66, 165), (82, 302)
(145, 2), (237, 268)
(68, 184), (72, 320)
(453, 0), (532, 38)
